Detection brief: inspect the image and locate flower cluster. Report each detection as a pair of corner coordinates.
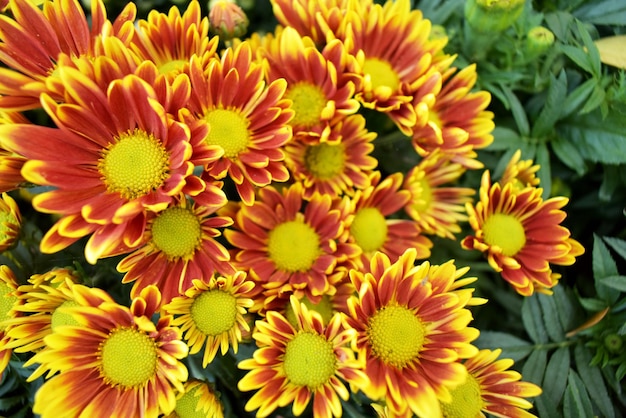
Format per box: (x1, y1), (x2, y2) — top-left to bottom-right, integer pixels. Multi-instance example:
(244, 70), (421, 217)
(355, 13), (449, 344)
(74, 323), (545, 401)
(0, 0), (585, 417)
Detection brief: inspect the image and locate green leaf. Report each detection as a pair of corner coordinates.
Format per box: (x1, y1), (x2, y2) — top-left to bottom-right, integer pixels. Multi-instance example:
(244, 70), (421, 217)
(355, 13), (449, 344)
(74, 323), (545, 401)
(535, 142), (552, 200)
(553, 284), (584, 333)
(502, 86), (530, 136)
(532, 71), (568, 138)
(522, 295), (549, 344)
(543, 347), (571, 406)
(574, 344), (615, 418)
(545, 11), (574, 41)
(537, 292), (565, 341)
(475, 331), (534, 362)
(573, 0), (626, 26)
(488, 126), (521, 151)
(560, 44), (594, 74)
(550, 134), (587, 175)
(593, 234), (620, 304)
(598, 275), (626, 292)
(564, 370), (595, 418)
(522, 349), (548, 386)
(575, 20), (602, 78)
(603, 236), (626, 261)
(580, 84), (606, 115)
(599, 165), (623, 201)
(557, 109), (626, 165)
(535, 394), (562, 418)
(561, 78), (598, 119)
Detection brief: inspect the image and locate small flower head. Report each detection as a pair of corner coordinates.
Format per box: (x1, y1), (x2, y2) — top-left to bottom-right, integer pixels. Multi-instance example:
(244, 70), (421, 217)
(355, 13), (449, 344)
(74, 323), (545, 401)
(209, 0), (250, 41)
(0, 192), (21, 252)
(0, 265), (20, 378)
(165, 380), (225, 418)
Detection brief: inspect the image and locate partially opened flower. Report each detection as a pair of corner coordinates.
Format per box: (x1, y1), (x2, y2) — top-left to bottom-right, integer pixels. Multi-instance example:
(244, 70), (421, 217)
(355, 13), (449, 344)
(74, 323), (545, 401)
(0, 71), (205, 263)
(346, 249), (479, 417)
(462, 171), (585, 295)
(165, 379), (225, 418)
(238, 296), (369, 417)
(117, 195), (234, 304)
(285, 114), (377, 199)
(0, 0), (136, 110)
(412, 64), (495, 169)
(0, 265), (20, 378)
(163, 271), (255, 366)
(500, 149), (541, 190)
(345, 171), (432, 268)
(28, 285), (189, 418)
(403, 150), (474, 239)
(224, 182), (359, 298)
(184, 42), (293, 204)
(440, 349), (542, 418)
(0, 192), (21, 252)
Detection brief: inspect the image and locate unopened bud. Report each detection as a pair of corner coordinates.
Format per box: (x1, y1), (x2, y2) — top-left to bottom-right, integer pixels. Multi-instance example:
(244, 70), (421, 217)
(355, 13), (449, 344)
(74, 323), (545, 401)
(464, 0), (525, 33)
(209, 0), (250, 41)
(0, 192), (21, 253)
(525, 26), (555, 60)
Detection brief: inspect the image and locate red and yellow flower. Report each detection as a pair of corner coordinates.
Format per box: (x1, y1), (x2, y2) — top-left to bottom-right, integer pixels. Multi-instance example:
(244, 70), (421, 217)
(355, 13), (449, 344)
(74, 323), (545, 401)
(27, 285), (188, 418)
(238, 296), (369, 417)
(462, 170), (584, 295)
(0, 110), (30, 192)
(163, 271), (255, 366)
(346, 249), (479, 417)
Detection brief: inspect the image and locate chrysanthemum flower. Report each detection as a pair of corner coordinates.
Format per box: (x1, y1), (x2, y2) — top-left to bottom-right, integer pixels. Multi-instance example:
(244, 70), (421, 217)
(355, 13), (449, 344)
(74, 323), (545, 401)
(0, 265), (20, 378)
(440, 349), (542, 418)
(345, 171), (432, 268)
(163, 271), (254, 366)
(130, 0), (218, 80)
(0, 110), (30, 192)
(28, 285), (189, 418)
(117, 195), (235, 304)
(462, 171), (585, 295)
(403, 151), (475, 239)
(0, 71), (206, 263)
(335, 0), (448, 135)
(165, 379), (225, 418)
(2, 269), (86, 354)
(346, 249), (480, 417)
(0, 192), (21, 252)
(0, 0), (136, 111)
(183, 43), (293, 205)
(224, 182), (359, 298)
(500, 149), (541, 190)
(259, 26), (360, 136)
(411, 64), (495, 169)
(238, 296), (369, 418)
(284, 114), (377, 199)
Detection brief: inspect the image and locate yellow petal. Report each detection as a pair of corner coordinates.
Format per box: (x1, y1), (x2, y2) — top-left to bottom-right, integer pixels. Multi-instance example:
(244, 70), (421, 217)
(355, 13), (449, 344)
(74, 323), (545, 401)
(594, 35), (626, 69)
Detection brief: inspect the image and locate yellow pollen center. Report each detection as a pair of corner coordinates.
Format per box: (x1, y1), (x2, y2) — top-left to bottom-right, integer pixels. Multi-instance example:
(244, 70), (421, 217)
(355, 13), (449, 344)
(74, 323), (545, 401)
(367, 305), (425, 368)
(151, 206), (202, 260)
(158, 59), (188, 76)
(285, 295), (333, 326)
(0, 211), (17, 244)
(284, 82), (327, 129)
(482, 213), (526, 257)
(350, 207), (388, 253)
(268, 220), (320, 272)
(304, 142), (346, 180)
(362, 58), (400, 92)
(191, 290), (237, 336)
(0, 282), (17, 331)
(411, 178), (433, 213)
(204, 108), (250, 158)
(441, 374), (484, 418)
(283, 331), (337, 389)
(99, 327), (158, 388)
(99, 129), (170, 200)
(50, 300), (82, 330)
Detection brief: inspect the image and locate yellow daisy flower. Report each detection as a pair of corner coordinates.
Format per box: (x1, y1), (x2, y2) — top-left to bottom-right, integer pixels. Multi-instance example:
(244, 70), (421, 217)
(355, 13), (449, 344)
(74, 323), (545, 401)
(163, 271), (255, 366)
(238, 295), (369, 417)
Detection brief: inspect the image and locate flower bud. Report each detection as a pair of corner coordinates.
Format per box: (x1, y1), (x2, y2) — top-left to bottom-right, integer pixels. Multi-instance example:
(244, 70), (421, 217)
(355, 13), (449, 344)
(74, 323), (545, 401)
(464, 0), (525, 33)
(209, 0), (250, 41)
(0, 193), (21, 253)
(525, 26), (555, 60)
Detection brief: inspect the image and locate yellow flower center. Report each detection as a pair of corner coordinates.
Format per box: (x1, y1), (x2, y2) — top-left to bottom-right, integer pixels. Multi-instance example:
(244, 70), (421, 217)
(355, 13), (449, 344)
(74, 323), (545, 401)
(410, 177), (433, 213)
(151, 206), (202, 260)
(285, 295), (333, 326)
(283, 331), (337, 389)
(99, 129), (170, 200)
(50, 300), (82, 331)
(304, 142), (346, 180)
(99, 327), (158, 388)
(268, 220), (320, 272)
(191, 290), (237, 336)
(367, 305), (425, 368)
(441, 374), (484, 418)
(158, 59), (188, 76)
(482, 213), (526, 257)
(284, 82), (327, 129)
(204, 108), (250, 158)
(350, 207), (388, 253)
(362, 58), (400, 92)
(174, 384), (206, 418)
(0, 211), (17, 244)
(0, 282), (17, 331)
